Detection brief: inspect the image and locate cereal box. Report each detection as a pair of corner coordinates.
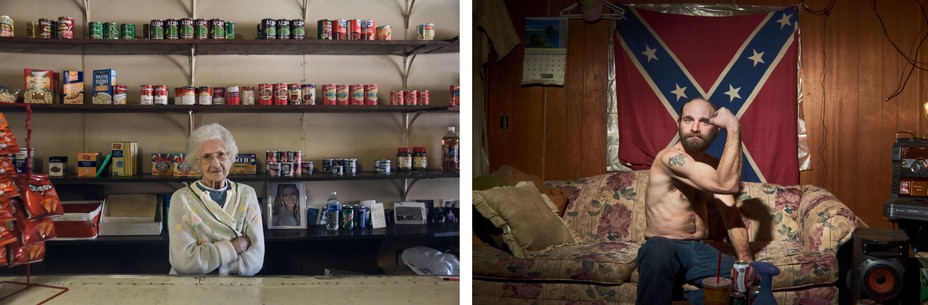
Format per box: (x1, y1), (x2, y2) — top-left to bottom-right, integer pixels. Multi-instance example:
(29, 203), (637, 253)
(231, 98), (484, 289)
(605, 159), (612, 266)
(23, 69), (57, 104)
(62, 70), (84, 105)
(77, 152), (101, 177)
(231, 153), (257, 175)
(92, 69), (116, 104)
(151, 153), (172, 176)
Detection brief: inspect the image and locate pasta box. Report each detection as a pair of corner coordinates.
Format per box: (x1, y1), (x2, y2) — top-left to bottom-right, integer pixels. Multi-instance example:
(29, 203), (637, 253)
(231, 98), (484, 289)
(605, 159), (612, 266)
(51, 200), (104, 240)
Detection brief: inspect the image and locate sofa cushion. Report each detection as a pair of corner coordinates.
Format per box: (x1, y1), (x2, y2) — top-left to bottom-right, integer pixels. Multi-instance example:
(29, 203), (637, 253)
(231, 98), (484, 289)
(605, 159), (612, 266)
(473, 241), (640, 285)
(473, 182), (578, 258)
(548, 171), (649, 243)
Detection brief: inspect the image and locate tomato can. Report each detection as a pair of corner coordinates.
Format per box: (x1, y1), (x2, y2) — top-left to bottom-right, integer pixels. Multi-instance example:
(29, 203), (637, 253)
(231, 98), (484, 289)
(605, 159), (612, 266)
(390, 91), (405, 105)
(212, 87), (226, 105)
(336, 84), (349, 105)
(360, 19), (375, 41)
(347, 19), (361, 40)
(209, 19), (225, 39)
(195, 19), (209, 39)
(198, 86), (212, 105)
(153, 85), (168, 105)
(179, 18), (194, 39)
(273, 83), (288, 105)
(349, 85), (364, 105)
(419, 90), (430, 105)
(291, 19), (305, 39)
(226, 86), (240, 105)
(276, 19), (290, 40)
(114, 85), (128, 105)
(302, 84), (316, 105)
(57, 17), (75, 39)
(323, 84), (337, 105)
(376, 25), (391, 40)
(258, 83), (273, 105)
(288, 84), (302, 105)
(334, 19), (347, 40)
(364, 84), (378, 106)
(140, 85), (154, 105)
(317, 19), (332, 40)
(0, 15), (12, 38)
(175, 86), (195, 105)
(241, 86), (255, 105)
(449, 84), (460, 106)
(165, 19), (178, 39)
(149, 19), (164, 39)
(405, 90), (418, 106)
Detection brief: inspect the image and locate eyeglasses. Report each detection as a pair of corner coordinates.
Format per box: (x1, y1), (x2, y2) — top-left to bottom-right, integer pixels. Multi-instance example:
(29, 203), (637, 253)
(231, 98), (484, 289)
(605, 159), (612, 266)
(199, 152), (230, 164)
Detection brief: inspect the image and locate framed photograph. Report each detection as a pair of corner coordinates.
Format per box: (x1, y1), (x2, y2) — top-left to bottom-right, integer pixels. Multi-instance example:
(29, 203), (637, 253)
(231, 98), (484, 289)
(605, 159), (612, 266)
(267, 182), (307, 229)
(394, 201), (427, 225)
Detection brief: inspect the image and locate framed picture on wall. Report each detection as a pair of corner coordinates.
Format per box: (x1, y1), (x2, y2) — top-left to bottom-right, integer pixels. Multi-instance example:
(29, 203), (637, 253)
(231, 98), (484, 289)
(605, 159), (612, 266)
(267, 182), (307, 229)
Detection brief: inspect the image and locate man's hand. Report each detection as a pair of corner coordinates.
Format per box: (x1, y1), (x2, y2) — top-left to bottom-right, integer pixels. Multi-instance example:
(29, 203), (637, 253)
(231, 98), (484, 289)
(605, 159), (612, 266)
(231, 236), (251, 255)
(709, 107), (739, 131)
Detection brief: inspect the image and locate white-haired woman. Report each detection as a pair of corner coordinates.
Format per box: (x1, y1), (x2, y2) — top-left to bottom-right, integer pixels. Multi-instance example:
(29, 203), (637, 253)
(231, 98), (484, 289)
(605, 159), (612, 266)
(168, 123), (264, 275)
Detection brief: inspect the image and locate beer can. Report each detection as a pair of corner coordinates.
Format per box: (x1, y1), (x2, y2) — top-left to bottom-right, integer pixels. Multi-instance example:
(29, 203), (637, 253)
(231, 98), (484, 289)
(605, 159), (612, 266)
(262, 18), (276, 40)
(291, 19), (305, 39)
(335, 84), (349, 105)
(405, 90), (418, 106)
(241, 86), (255, 105)
(57, 17), (75, 39)
(288, 84), (302, 105)
(449, 84), (460, 106)
(419, 90), (430, 105)
(195, 19), (209, 39)
(198, 86), (212, 105)
(323, 84), (337, 105)
(212, 87), (226, 105)
(179, 18), (194, 39)
(376, 25), (391, 40)
(258, 83), (273, 105)
(334, 19), (347, 40)
(360, 19), (375, 40)
(732, 260), (750, 293)
(341, 205), (355, 230)
(226, 86), (240, 105)
(317, 19), (332, 40)
(349, 84), (364, 105)
(301, 84), (316, 105)
(276, 19), (290, 40)
(416, 23), (435, 40)
(153, 85), (168, 105)
(88, 21), (103, 39)
(390, 90), (405, 105)
(209, 19), (225, 39)
(149, 19), (164, 39)
(140, 85), (154, 105)
(0, 16), (12, 38)
(224, 21), (235, 40)
(364, 84), (378, 106)
(165, 19), (179, 39)
(347, 19), (361, 40)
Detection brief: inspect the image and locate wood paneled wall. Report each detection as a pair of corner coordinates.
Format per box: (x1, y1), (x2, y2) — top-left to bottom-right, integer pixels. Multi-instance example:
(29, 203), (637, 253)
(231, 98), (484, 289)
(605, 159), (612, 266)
(484, 0), (928, 228)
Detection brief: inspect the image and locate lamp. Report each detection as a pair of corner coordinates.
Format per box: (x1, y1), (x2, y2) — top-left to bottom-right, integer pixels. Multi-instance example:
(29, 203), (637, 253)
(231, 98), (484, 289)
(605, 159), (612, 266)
(579, 0), (604, 22)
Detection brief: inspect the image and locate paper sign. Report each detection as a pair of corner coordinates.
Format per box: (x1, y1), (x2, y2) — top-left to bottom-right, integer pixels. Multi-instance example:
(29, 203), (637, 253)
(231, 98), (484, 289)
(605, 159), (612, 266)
(371, 203), (386, 229)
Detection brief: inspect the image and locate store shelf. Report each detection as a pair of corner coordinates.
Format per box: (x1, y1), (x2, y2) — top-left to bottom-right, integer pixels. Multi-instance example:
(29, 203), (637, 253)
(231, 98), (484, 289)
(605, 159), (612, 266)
(0, 37), (458, 56)
(48, 170), (459, 183)
(0, 104), (458, 113)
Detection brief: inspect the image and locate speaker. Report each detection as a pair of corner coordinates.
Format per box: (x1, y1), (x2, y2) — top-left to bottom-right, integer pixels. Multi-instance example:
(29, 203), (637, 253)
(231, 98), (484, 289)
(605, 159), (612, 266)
(849, 228), (909, 304)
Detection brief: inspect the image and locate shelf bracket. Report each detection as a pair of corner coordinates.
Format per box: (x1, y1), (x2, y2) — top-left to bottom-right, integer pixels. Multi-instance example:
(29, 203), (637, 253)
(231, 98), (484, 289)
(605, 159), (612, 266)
(301, 0), (310, 21)
(191, 0), (197, 19)
(189, 44), (196, 86)
(81, 0), (90, 39)
(402, 0), (417, 39)
(400, 52), (418, 91)
(393, 178), (420, 201)
(401, 111), (425, 147)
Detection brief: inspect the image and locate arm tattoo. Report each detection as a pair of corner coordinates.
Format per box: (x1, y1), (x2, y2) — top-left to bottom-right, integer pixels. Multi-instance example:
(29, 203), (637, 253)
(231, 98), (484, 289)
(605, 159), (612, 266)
(669, 154), (686, 167)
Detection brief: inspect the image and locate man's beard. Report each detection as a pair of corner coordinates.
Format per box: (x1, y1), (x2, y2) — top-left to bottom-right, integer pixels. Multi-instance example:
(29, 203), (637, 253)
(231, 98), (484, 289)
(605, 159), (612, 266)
(679, 130), (716, 152)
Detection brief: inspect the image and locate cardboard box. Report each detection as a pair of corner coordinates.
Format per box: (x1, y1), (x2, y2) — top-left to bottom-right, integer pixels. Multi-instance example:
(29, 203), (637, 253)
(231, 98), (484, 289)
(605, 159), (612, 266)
(151, 153), (173, 176)
(62, 70), (84, 105)
(24, 68), (57, 104)
(77, 152), (101, 177)
(232, 153), (257, 175)
(51, 200), (103, 240)
(99, 194), (162, 236)
(111, 141), (139, 177)
(172, 153), (197, 177)
(92, 69), (116, 104)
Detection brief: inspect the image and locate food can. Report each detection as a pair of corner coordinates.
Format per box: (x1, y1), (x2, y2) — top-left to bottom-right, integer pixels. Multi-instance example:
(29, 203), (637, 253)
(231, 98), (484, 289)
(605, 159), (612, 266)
(195, 19), (209, 39)
(334, 19), (347, 40)
(405, 90), (418, 106)
(198, 86), (212, 105)
(416, 23), (435, 40)
(335, 84), (349, 105)
(349, 84), (364, 105)
(224, 21), (234, 40)
(360, 19), (375, 40)
(732, 260), (750, 294)
(48, 156), (67, 177)
(375, 159), (391, 173)
(14, 148), (34, 174)
(262, 18), (276, 40)
(280, 162), (294, 177)
(322, 159), (334, 173)
(149, 19), (164, 39)
(102, 22), (118, 40)
(390, 90), (405, 105)
(449, 84), (460, 106)
(301, 84), (315, 105)
(0, 15), (13, 37)
(364, 84), (378, 105)
(50, 20), (59, 38)
(276, 19), (290, 40)
(56, 17), (75, 39)
(288, 84), (302, 105)
(114, 85), (127, 104)
(140, 85), (154, 105)
(25, 21), (37, 38)
(274, 83), (288, 105)
(88, 21), (103, 39)
(212, 87), (226, 105)
(347, 19), (361, 40)
(301, 161), (314, 175)
(317, 19), (332, 40)
(179, 18), (194, 39)
(258, 83), (273, 105)
(209, 19), (225, 39)
(376, 25), (391, 40)
(323, 84), (337, 105)
(183, 86), (197, 105)
(119, 23), (135, 39)
(267, 162), (281, 176)
(226, 86), (240, 105)
(291, 19), (305, 39)
(241, 86), (255, 105)
(165, 19), (179, 39)
(341, 205), (355, 230)
(154, 85), (168, 105)
(142, 23), (150, 39)
(39, 18), (53, 39)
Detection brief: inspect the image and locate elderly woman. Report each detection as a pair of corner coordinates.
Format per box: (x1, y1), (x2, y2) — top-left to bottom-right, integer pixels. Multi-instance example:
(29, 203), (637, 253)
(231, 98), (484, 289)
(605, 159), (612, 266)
(168, 123), (264, 275)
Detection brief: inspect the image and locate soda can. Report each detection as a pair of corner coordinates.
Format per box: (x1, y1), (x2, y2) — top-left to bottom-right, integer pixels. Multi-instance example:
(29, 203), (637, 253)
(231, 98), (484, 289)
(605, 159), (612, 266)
(0, 16), (12, 38)
(334, 19), (347, 40)
(198, 86), (212, 105)
(349, 84), (364, 105)
(317, 19), (332, 40)
(419, 90), (430, 105)
(258, 83), (273, 105)
(153, 85), (168, 105)
(376, 25), (391, 40)
(732, 260), (750, 293)
(390, 90), (405, 105)
(302, 84), (316, 105)
(179, 18), (194, 39)
(323, 84), (337, 105)
(288, 84), (302, 105)
(226, 86), (240, 105)
(165, 19), (179, 39)
(241, 86), (255, 105)
(195, 19), (209, 39)
(450, 84), (460, 106)
(364, 84), (378, 106)
(405, 90), (418, 106)
(291, 19), (305, 39)
(212, 87), (226, 105)
(58, 17), (75, 39)
(262, 18), (277, 40)
(209, 19), (225, 39)
(356, 205), (369, 229)
(416, 23), (435, 40)
(88, 21), (103, 39)
(360, 19), (375, 40)
(335, 84), (349, 105)
(341, 205), (355, 230)
(140, 85), (153, 105)
(347, 19), (361, 40)
(276, 19), (290, 40)
(224, 21), (235, 40)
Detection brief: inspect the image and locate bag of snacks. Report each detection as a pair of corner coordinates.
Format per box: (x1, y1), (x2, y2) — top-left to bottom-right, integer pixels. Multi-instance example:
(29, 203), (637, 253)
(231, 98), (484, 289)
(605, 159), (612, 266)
(11, 203), (56, 244)
(0, 113), (19, 155)
(9, 240), (45, 266)
(0, 178), (19, 201)
(0, 156), (14, 177)
(15, 174), (62, 219)
(0, 219), (17, 248)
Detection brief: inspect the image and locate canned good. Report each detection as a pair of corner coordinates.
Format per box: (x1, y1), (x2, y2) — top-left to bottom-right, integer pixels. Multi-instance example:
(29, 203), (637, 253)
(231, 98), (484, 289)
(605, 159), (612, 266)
(360, 19), (375, 40)
(14, 148), (34, 174)
(57, 17), (75, 39)
(364, 84), (378, 105)
(341, 205), (355, 230)
(0, 15), (12, 37)
(242, 86), (255, 105)
(288, 84), (302, 105)
(416, 23), (435, 40)
(376, 25), (391, 40)
(142, 23), (150, 39)
(347, 19), (361, 40)
(140, 85), (154, 105)
(330, 165), (343, 175)
(375, 159), (391, 173)
(419, 90), (430, 105)
(50, 20), (59, 38)
(258, 83), (273, 105)
(114, 85), (127, 104)
(301, 84), (316, 105)
(119, 23), (135, 39)
(224, 21), (234, 39)
(323, 84), (337, 105)
(212, 87), (226, 105)
(356, 205), (369, 229)
(195, 19), (209, 39)
(175, 86), (196, 105)
(25, 21), (37, 38)
(349, 84), (364, 105)
(39, 18), (54, 39)
(322, 159), (335, 173)
(209, 19), (225, 39)
(390, 91), (405, 105)
(262, 18), (276, 40)
(273, 83), (288, 105)
(449, 84), (460, 106)
(48, 156), (67, 177)
(154, 85), (168, 105)
(732, 260), (750, 294)
(87, 21), (103, 39)
(198, 86), (212, 105)
(267, 162), (281, 176)
(317, 19), (332, 40)
(226, 86), (240, 105)
(165, 19), (179, 39)
(335, 84), (349, 105)
(179, 18), (194, 39)
(301, 161), (314, 175)
(149, 19), (164, 39)
(291, 19), (305, 39)
(277, 19), (290, 39)
(334, 19), (347, 40)
(405, 90), (418, 106)
(281, 162), (294, 177)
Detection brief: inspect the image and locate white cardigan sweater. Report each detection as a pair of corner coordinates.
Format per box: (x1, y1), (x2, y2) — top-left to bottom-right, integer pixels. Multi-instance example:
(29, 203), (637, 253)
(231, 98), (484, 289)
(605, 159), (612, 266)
(168, 180), (265, 275)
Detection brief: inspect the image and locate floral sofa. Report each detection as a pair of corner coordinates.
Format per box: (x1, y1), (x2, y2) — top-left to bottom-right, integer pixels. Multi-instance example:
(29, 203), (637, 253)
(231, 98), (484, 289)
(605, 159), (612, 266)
(473, 170), (861, 305)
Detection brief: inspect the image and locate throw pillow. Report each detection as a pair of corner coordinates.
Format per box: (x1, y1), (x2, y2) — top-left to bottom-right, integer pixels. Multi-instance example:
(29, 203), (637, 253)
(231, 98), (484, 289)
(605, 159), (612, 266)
(473, 181), (578, 258)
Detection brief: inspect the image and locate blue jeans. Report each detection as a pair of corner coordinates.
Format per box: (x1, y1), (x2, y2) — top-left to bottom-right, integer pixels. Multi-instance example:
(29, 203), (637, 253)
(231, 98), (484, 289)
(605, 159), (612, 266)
(635, 236), (736, 305)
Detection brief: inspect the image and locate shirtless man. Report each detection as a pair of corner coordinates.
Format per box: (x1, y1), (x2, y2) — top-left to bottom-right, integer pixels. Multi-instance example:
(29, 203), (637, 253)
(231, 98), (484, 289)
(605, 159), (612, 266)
(636, 98), (753, 305)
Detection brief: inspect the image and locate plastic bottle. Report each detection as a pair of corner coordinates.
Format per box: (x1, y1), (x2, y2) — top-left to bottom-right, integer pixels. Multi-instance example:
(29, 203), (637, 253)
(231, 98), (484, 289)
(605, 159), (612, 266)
(441, 126), (459, 172)
(749, 261), (781, 305)
(324, 192), (341, 231)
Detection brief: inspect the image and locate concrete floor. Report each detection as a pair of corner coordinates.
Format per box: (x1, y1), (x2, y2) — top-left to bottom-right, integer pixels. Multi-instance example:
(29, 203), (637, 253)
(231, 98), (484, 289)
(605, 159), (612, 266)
(0, 275), (459, 305)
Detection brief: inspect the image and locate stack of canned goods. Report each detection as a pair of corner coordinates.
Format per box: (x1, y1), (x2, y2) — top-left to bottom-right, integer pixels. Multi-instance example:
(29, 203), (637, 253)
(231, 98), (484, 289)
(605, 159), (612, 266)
(254, 83), (317, 105)
(449, 84), (460, 107)
(85, 21), (136, 39)
(389, 89), (430, 106)
(140, 18), (233, 40)
(257, 18), (305, 39)
(322, 158), (358, 175)
(266, 150), (303, 177)
(320, 84), (378, 106)
(23, 17), (76, 39)
(416, 23), (435, 40)
(330, 204), (370, 230)
(139, 85), (169, 105)
(317, 19), (386, 41)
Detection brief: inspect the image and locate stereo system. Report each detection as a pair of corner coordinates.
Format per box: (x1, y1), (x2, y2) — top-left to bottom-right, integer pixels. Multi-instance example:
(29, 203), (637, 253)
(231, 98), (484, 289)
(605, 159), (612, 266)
(891, 132), (928, 197)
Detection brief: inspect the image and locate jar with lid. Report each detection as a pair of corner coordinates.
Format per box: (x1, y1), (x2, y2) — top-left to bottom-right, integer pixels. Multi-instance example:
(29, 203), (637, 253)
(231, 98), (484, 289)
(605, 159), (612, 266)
(412, 147), (427, 171)
(396, 147), (412, 172)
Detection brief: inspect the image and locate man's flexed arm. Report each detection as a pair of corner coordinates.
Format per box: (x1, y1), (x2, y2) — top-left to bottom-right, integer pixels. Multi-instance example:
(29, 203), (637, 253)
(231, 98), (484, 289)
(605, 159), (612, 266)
(708, 107), (741, 192)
